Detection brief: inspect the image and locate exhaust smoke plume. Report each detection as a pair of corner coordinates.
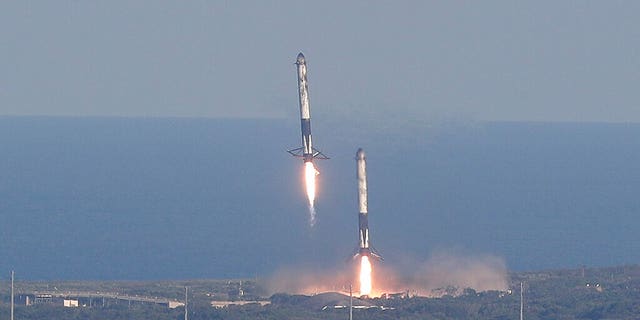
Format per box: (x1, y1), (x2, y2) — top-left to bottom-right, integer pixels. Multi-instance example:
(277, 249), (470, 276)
(415, 252), (508, 295)
(265, 265), (355, 295)
(374, 251), (509, 297)
(266, 251), (507, 298)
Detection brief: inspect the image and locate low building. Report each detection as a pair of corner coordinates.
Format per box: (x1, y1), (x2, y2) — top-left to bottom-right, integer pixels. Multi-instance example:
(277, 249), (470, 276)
(63, 299), (79, 307)
(211, 300), (270, 308)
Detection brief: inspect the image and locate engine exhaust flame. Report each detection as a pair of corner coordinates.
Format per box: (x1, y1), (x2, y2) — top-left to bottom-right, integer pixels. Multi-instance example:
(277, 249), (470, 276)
(359, 255), (372, 296)
(304, 162), (318, 226)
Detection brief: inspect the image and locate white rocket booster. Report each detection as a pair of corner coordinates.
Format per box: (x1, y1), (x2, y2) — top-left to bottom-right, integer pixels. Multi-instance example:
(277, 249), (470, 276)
(288, 53), (328, 162)
(354, 148), (382, 260)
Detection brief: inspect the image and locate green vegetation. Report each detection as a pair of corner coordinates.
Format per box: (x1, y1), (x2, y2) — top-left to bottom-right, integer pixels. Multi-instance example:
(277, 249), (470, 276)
(2, 265), (640, 319)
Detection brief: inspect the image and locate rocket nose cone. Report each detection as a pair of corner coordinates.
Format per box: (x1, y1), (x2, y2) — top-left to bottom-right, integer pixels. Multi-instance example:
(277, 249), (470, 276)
(356, 148), (366, 159)
(296, 52), (305, 64)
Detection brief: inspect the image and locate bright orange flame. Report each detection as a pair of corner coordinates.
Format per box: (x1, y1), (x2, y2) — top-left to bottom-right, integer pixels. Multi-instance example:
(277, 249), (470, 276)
(359, 256), (372, 296)
(304, 162), (318, 226)
(304, 162), (316, 205)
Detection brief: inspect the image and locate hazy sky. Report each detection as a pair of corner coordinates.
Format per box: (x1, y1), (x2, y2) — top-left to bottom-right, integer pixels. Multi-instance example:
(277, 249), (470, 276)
(1, 1), (638, 122)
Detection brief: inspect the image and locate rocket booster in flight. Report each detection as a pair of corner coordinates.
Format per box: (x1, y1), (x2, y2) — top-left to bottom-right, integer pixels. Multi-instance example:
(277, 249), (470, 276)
(354, 148), (382, 260)
(288, 53), (328, 162)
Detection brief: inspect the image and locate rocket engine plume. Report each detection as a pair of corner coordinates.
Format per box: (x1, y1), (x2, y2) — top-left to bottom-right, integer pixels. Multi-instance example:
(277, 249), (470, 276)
(304, 162), (318, 226)
(359, 255), (372, 296)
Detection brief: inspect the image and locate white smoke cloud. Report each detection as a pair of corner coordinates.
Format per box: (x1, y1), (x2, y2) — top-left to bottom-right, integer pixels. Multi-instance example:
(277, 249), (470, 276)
(265, 250), (508, 298)
(375, 250), (509, 297)
(264, 264), (356, 295)
(414, 251), (508, 296)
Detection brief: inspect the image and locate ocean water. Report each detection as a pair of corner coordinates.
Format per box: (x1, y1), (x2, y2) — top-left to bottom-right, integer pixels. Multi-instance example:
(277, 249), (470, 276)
(1, 117), (639, 279)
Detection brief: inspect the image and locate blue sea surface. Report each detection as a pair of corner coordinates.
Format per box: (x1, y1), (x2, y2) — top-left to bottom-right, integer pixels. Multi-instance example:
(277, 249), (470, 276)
(1, 117), (639, 279)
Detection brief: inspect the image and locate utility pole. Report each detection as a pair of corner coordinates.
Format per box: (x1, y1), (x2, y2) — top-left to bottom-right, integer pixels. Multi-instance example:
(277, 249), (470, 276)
(11, 271), (15, 320)
(349, 283), (353, 320)
(184, 286), (188, 320)
(520, 282), (524, 320)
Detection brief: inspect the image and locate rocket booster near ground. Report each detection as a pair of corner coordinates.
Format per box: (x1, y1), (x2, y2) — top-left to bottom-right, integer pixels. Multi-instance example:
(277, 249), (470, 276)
(354, 148), (382, 260)
(288, 53), (328, 162)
